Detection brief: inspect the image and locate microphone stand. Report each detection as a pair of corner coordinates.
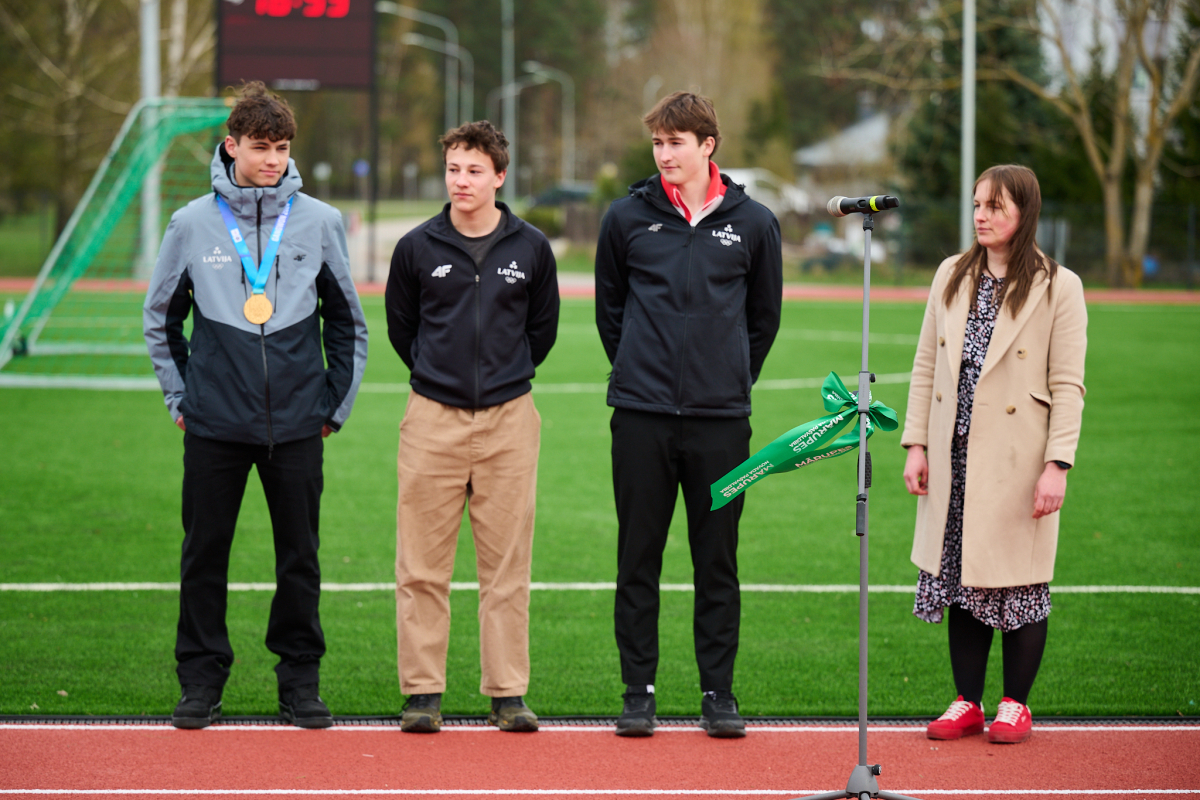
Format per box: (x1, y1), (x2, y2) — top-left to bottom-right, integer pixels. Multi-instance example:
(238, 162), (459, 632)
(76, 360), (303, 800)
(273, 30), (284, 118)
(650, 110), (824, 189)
(791, 212), (924, 800)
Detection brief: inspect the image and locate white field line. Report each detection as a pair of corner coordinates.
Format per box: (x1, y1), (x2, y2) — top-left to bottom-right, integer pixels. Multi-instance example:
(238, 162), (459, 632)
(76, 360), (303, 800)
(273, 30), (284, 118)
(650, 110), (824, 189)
(356, 372), (916, 395)
(2, 582), (1198, 594)
(0, 372), (913, 394)
(0, 789), (1197, 797)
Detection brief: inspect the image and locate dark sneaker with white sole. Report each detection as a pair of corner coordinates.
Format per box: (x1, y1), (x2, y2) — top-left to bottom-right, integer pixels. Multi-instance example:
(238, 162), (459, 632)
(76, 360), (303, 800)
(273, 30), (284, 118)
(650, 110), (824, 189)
(489, 696), (539, 731)
(615, 687), (657, 737)
(400, 693), (443, 733)
(172, 684), (222, 729)
(279, 684), (333, 729)
(700, 690), (746, 738)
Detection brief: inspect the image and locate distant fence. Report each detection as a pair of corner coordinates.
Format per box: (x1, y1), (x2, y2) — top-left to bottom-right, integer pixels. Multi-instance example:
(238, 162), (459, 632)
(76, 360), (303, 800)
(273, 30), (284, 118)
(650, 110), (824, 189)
(887, 200), (1199, 287)
(559, 197), (1199, 288)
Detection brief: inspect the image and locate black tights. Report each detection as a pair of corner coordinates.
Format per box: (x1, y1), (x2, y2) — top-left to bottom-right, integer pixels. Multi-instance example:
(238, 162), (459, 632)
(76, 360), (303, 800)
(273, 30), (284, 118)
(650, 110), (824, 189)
(947, 605), (1048, 707)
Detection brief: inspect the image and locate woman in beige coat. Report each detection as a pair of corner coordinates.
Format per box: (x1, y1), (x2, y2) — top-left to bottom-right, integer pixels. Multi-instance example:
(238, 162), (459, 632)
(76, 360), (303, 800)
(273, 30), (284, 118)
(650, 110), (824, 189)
(901, 165), (1087, 745)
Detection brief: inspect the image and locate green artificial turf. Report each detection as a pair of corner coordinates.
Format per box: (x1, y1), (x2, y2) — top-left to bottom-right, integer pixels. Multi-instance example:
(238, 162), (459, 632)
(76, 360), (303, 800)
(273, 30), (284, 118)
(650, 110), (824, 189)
(1, 296), (1197, 717)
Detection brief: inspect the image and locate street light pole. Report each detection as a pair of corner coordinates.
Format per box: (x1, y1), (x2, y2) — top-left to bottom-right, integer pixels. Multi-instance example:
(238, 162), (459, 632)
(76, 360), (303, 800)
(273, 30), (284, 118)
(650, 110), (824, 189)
(138, 0), (160, 280)
(523, 61), (575, 184)
(402, 33), (474, 123)
(501, 0), (515, 202)
(959, 0), (976, 252)
(376, 0), (459, 130)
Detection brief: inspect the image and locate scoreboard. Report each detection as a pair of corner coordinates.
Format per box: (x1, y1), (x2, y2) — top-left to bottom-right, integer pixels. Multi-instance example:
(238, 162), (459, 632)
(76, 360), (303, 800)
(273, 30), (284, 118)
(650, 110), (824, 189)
(217, 0), (374, 91)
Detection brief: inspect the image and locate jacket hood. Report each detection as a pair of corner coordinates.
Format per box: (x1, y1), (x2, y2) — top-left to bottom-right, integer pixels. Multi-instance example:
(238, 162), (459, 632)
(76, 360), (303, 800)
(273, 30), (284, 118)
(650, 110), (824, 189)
(211, 142), (303, 218)
(628, 172), (749, 214)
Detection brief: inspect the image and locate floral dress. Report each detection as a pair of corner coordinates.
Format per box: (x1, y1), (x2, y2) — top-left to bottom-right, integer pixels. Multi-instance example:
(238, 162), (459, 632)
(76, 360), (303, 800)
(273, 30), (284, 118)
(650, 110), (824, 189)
(913, 274), (1052, 632)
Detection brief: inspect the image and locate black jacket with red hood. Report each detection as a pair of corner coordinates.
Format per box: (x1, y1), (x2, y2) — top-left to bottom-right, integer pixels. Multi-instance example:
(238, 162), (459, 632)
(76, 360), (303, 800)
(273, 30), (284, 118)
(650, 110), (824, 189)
(595, 172), (783, 418)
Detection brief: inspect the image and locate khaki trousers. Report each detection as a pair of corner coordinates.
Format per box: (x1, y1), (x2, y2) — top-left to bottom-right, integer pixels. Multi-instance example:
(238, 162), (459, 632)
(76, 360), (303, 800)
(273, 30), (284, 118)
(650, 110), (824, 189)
(395, 390), (540, 697)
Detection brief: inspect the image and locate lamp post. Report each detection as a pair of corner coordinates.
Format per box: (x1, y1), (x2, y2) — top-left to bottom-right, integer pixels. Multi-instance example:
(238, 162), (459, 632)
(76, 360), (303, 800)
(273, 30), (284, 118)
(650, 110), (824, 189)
(402, 32), (474, 123)
(959, 0), (976, 252)
(501, 0), (515, 202)
(138, 0), (160, 280)
(376, 1), (459, 131)
(522, 60), (575, 184)
(486, 77), (546, 198)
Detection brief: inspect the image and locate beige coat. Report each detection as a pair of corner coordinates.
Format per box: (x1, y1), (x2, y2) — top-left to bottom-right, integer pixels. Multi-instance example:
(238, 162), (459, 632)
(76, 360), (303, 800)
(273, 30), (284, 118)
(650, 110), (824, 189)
(900, 256), (1087, 588)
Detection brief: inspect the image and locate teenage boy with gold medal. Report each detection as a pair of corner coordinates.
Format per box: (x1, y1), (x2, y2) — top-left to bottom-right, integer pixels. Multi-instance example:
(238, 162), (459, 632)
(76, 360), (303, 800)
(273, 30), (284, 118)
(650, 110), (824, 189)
(144, 82), (368, 730)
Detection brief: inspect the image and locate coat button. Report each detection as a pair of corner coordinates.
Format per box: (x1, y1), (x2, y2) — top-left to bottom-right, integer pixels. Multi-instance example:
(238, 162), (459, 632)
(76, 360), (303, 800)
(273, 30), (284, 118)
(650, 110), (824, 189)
(1006, 405), (1016, 414)
(1017, 348), (1028, 359)
(936, 392), (942, 401)
(939, 337), (945, 346)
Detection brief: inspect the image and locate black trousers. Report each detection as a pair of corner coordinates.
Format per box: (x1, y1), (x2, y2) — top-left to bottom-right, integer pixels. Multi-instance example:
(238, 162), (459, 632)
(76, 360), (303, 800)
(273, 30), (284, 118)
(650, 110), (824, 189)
(611, 408), (750, 692)
(177, 433), (325, 691)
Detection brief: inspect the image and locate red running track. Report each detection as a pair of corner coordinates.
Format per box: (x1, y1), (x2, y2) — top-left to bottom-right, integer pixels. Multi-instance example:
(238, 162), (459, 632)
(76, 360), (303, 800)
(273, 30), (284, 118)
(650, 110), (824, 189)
(2, 723), (1198, 798)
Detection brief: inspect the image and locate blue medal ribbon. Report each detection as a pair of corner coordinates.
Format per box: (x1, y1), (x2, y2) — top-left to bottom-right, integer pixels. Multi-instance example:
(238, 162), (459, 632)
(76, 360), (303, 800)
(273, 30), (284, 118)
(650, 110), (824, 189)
(216, 195), (294, 295)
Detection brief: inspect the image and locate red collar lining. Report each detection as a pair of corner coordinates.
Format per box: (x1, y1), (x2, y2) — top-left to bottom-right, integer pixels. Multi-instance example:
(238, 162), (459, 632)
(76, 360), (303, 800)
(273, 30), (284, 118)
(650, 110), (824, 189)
(662, 161), (724, 222)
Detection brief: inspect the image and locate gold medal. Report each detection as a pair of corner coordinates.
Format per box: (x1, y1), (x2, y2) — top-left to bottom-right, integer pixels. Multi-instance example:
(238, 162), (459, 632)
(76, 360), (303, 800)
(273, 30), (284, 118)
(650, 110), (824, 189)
(244, 293), (273, 324)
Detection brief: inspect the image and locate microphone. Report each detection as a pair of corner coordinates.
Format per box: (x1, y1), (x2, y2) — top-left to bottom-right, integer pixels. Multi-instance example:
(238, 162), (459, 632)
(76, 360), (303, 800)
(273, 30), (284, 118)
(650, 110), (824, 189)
(827, 195), (900, 217)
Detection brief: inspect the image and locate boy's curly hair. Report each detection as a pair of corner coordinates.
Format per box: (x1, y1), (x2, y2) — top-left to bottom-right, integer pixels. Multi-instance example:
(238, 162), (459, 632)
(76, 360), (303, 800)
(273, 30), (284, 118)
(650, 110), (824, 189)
(439, 120), (509, 173)
(226, 81), (296, 142)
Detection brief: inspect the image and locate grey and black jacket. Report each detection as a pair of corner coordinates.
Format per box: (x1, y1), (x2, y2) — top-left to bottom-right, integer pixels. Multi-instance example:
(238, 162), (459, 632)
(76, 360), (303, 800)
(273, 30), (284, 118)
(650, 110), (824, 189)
(143, 144), (369, 446)
(595, 174), (782, 418)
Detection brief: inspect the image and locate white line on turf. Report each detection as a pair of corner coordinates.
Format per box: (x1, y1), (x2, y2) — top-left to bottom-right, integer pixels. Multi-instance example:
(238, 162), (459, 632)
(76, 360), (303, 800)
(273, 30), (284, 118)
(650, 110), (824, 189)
(2, 583), (1198, 594)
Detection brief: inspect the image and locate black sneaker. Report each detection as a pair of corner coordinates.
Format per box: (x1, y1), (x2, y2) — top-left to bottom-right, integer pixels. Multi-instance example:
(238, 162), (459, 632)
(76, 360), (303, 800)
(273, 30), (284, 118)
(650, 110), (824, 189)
(400, 693), (443, 733)
(279, 684), (333, 729)
(173, 684), (222, 729)
(700, 690), (746, 738)
(489, 696), (539, 732)
(615, 687), (657, 737)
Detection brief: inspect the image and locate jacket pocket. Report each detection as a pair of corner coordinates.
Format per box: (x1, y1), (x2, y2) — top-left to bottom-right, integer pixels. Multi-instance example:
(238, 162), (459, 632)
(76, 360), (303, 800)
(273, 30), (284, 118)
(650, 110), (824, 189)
(1030, 391), (1052, 409)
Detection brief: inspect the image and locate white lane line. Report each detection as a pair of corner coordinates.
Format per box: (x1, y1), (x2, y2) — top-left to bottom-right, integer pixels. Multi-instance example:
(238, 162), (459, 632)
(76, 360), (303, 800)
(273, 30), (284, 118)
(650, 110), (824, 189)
(0, 790), (1196, 797)
(3, 583), (1198, 595)
(357, 372), (915, 395)
(3, 724), (1197, 733)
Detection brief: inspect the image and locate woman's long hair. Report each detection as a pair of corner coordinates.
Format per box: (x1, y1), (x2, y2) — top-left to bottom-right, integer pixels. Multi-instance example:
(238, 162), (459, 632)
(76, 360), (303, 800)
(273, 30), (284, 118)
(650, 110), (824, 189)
(942, 164), (1056, 316)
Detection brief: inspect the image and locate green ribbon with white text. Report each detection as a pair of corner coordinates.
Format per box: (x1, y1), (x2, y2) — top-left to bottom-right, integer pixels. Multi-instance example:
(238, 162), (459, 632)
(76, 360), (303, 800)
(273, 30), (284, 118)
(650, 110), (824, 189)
(709, 372), (898, 510)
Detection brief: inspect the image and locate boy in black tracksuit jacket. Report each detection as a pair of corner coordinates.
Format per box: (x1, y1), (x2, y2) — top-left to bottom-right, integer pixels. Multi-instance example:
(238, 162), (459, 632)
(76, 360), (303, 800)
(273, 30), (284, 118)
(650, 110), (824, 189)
(595, 92), (782, 738)
(385, 121), (558, 734)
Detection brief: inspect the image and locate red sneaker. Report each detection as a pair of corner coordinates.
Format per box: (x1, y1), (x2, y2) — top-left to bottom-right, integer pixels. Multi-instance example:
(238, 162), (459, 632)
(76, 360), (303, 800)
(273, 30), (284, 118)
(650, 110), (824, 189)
(988, 698), (1033, 743)
(926, 696), (985, 740)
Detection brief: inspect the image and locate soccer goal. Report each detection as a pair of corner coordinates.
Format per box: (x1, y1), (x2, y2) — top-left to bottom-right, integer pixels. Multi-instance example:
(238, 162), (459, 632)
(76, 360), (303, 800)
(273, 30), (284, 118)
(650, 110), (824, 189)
(0, 97), (232, 388)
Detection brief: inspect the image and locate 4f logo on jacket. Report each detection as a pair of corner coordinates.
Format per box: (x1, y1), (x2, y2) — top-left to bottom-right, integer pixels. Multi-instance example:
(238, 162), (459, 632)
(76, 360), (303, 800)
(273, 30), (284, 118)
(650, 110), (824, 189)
(713, 224), (741, 247)
(432, 264), (452, 278)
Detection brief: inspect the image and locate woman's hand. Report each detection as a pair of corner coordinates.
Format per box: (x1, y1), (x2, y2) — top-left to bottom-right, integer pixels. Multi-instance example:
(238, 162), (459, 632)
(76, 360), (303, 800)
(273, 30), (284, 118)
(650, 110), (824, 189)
(1032, 461), (1068, 518)
(903, 445), (929, 495)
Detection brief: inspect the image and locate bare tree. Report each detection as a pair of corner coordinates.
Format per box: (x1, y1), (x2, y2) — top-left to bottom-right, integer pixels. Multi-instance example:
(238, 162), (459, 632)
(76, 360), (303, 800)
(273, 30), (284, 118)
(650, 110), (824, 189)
(163, 0), (214, 97)
(0, 0), (136, 230)
(992, 0), (1200, 286)
(816, 0), (1200, 286)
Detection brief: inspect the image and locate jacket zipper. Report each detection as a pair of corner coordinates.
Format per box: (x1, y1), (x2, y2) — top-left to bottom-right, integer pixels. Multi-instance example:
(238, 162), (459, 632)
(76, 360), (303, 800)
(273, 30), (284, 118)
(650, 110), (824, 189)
(675, 225), (697, 413)
(474, 271), (481, 408)
(256, 195), (274, 457)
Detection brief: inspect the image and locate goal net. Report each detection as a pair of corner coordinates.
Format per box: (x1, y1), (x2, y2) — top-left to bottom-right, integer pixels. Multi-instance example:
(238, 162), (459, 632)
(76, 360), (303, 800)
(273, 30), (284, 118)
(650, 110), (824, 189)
(0, 97), (232, 388)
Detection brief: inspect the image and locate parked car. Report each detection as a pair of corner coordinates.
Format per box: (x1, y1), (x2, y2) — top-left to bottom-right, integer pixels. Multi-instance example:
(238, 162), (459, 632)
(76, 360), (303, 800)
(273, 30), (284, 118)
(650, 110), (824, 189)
(721, 168), (810, 216)
(529, 182), (595, 207)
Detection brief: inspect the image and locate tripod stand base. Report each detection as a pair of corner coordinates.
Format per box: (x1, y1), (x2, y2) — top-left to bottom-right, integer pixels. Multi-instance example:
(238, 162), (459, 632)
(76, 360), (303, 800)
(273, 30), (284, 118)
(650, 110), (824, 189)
(792, 763), (925, 800)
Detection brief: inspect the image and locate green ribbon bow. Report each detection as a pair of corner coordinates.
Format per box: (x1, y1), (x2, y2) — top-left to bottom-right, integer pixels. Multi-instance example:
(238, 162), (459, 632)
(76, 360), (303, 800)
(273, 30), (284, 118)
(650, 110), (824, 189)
(709, 372), (899, 510)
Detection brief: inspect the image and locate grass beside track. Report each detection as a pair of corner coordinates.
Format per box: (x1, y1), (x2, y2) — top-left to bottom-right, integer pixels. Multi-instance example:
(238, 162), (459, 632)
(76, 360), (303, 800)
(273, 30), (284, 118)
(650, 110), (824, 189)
(1, 297), (1197, 718)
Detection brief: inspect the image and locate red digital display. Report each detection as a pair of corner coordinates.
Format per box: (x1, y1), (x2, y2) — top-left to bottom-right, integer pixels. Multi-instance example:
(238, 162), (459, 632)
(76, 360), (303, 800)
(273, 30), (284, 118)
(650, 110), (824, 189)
(218, 0), (373, 91)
